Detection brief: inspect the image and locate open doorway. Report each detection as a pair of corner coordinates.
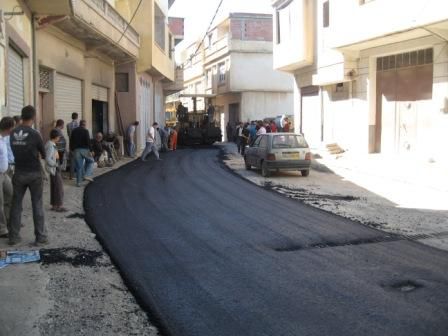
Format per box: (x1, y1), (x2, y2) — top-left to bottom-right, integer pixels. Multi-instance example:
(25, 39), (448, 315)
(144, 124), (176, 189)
(92, 100), (109, 136)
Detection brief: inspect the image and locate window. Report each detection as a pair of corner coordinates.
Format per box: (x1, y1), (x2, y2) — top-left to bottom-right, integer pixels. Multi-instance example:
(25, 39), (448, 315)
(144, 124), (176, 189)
(206, 69), (212, 88)
(259, 136), (268, 149)
(154, 4), (166, 51)
(218, 62), (226, 85)
(207, 33), (213, 49)
(275, 11), (281, 44)
(169, 33), (173, 59)
(272, 135), (308, 149)
(376, 48), (433, 72)
(252, 136), (262, 147)
(39, 67), (52, 91)
(323, 1), (330, 28)
(115, 73), (129, 92)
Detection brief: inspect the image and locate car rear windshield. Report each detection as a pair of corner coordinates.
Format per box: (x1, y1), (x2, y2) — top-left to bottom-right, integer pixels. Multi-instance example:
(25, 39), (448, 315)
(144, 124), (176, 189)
(272, 135), (308, 149)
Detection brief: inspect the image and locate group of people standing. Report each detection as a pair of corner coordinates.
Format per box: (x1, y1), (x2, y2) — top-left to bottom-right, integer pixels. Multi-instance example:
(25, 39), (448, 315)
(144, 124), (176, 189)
(126, 121), (178, 161)
(0, 105), (61, 246)
(0, 106), (110, 247)
(229, 118), (292, 155)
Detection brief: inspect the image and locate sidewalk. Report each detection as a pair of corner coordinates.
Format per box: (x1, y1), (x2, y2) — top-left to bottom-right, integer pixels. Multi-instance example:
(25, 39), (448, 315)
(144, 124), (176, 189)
(0, 160), (159, 336)
(219, 142), (448, 252)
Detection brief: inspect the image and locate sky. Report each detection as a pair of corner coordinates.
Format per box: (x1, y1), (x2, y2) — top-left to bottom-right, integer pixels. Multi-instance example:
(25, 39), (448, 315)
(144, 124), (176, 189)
(169, 0), (273, 52)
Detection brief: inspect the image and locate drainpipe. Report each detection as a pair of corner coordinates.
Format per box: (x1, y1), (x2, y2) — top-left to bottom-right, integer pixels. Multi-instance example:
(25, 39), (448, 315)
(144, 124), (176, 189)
(31, 13), (37, 108)
(320, 86), (324, 143)
(152, 77), (156, 123)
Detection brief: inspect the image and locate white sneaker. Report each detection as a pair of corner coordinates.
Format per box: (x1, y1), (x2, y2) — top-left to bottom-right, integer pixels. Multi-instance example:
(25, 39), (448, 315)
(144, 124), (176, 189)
(84, 177), (94, 182)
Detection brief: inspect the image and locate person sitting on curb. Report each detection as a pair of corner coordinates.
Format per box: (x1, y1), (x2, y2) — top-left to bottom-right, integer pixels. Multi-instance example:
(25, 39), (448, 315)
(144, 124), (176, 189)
(45, 129), (66, 212)
(92, 132), (113, 168)
(70, 120), (94, 187)
(0, 117), (14, 239)
(9, 106), (48, 246)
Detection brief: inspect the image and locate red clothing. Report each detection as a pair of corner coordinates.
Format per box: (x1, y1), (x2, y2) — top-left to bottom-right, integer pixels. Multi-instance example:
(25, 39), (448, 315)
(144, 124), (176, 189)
(283, 123), (290, 132)
(270, 123), (277, 133)
(170, 130), (178, 150)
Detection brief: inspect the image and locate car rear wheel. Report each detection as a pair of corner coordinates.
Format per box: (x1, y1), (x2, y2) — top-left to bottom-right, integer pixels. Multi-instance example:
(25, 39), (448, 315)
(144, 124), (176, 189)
(261, 161), (270, 177)
(301, 169), (310, 177)
(244, 157), (251, 170)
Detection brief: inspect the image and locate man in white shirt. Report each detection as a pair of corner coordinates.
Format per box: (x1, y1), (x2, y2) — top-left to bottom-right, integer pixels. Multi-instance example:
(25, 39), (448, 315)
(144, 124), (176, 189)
(141, 122), (161, 161)
(0, 117), (15, 238)
(256, 121), (266, 136)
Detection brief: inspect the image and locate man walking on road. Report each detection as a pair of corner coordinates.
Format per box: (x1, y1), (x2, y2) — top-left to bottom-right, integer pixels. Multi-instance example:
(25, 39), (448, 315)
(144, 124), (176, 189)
(141, 122), (161, 161)
(9, 106), (47, 246)
(0, 117), (14, 239)
(70, 120), (94, 187)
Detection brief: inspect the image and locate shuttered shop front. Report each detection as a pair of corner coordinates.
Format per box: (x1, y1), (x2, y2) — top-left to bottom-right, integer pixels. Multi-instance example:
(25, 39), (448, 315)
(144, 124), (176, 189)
(55, 74), (82, 122)
(92, 84), (108, 102)
(7, 46), (25, 116)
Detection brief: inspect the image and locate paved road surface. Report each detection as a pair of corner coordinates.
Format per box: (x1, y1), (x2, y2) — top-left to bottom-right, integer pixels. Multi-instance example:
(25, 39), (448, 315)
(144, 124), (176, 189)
(85, 148), (448, 336)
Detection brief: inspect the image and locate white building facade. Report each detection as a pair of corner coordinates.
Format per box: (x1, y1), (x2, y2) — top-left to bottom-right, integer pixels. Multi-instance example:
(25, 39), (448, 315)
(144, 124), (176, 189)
(182, 13), (294, 140)
(272, 0), (448, 164)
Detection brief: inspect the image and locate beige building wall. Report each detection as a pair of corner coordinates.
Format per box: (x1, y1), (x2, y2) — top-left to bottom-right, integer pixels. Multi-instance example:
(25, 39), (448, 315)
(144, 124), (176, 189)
(273, 0), (448, 163)
(36, 28), (116, 137)
(230, 53), (294, 93)
(240, 91), (294, 123)
(1, 0), (34, 116)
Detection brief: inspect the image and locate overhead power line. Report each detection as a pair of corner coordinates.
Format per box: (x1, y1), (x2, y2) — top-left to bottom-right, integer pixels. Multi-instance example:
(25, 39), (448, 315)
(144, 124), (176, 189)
(116, 0), (143, 45)
(183, 0), (225, 67)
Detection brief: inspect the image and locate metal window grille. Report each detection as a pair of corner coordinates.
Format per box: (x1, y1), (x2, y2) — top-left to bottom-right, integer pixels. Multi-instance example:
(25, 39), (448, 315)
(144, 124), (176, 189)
(39, 67), (51, 91)
(377, 48), (433, 72)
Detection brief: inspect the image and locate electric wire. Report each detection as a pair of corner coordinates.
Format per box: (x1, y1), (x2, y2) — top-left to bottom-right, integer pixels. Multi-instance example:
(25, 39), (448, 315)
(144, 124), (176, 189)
(182, 0), (225, 68)
(116, 0), (143, 45)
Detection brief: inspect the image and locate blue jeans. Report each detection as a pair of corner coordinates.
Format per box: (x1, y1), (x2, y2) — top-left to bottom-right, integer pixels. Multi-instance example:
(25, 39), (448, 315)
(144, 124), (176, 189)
(141, 142), (159, 161)
(128, 141), (136, 157)
(74, 149), (94, 185)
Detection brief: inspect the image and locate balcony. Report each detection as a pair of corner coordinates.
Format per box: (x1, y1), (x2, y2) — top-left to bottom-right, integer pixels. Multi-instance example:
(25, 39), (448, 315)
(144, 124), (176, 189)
(272, 0), (314, 72)
(329, 0), (448, 51)
(205, 34), (230, 63)
(31, 0), (140, 61)
(163, 66), (184, 96)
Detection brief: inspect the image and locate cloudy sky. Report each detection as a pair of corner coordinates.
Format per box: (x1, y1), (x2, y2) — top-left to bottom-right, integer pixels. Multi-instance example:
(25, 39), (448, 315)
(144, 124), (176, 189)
(169, 0), (273, 48)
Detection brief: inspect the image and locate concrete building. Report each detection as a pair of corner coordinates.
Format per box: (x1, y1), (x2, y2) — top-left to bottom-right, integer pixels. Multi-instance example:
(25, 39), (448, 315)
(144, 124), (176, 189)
(181, 12), (294, 140)
(1, 0), (179, 150)
(113, 0), (179, 149)
(25, 0), (141, 141)
(272, 0), (448, 165)
(0, 1), (34, 120)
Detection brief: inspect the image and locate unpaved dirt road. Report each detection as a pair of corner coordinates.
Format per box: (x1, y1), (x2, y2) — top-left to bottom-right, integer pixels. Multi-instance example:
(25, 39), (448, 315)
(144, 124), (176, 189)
(85, 148), (448, 336)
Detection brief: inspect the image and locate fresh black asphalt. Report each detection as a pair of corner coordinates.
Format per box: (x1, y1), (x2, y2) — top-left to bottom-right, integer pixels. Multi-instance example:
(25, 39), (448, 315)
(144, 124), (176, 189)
(85, 147), (448, 336)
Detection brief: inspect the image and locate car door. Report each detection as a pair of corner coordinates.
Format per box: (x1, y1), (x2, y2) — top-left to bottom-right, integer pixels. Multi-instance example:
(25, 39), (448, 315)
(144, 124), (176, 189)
(247, 136), (262, 165)
(256, 135), (269, 168)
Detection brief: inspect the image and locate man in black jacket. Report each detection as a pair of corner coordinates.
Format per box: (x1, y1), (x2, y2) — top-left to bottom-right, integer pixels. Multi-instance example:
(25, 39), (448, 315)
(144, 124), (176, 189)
(9, 106), (47, 246)
(70, 120), (94, 187)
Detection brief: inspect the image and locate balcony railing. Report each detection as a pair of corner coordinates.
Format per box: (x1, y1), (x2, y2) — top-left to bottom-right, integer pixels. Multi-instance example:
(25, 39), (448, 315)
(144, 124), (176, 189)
(205, 34), (229, 58)
(84, 0), (140, 45)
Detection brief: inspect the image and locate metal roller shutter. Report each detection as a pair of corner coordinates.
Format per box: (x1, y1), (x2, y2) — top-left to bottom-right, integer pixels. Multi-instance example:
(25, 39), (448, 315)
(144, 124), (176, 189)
(92, 84), (108, 102)
(139, 78), (151, 149)
(7, 46), (24, 116)
(55, 73), (82, 122)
